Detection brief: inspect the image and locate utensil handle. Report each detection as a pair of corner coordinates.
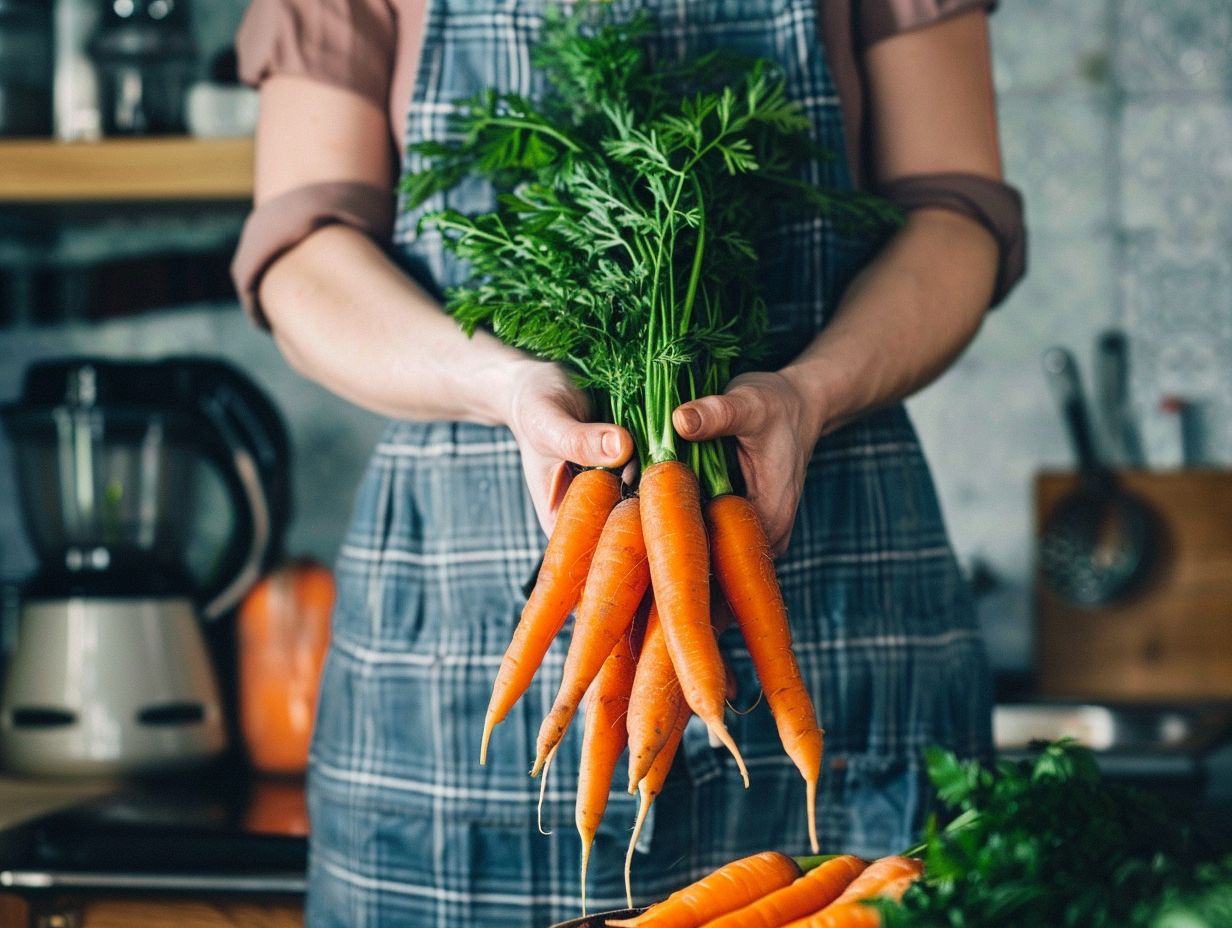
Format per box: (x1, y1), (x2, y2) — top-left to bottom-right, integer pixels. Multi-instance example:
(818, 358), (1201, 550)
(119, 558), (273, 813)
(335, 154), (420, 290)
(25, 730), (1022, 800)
(1043, 347), (1102, 475)
(1096, 331), (1144, 468)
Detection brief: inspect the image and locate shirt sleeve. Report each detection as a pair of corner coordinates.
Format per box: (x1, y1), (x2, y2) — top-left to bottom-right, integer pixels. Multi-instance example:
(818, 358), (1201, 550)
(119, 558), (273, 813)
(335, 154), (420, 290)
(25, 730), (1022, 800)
(235, 0), (396, 109)
(231, 181), (395, 330)
(876, 173), (1026, 306)
(855, 0), (996, 49)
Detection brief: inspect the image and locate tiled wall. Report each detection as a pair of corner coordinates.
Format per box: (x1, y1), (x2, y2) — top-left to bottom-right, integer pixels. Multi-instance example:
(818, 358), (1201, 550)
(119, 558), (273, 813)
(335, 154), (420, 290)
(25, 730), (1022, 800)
(2, 2), (1229, 674)
(908, 0), (1232, 670)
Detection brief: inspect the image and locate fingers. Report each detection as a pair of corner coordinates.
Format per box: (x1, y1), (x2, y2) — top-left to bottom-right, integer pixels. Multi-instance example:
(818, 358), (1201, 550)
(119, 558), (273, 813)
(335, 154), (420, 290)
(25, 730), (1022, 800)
(527, 401), (633, 469)
(673, 387), (769, 442)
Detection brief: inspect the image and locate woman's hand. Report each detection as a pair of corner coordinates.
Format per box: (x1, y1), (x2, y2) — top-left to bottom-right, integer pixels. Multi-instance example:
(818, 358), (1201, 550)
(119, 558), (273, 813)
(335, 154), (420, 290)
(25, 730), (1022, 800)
(503, 360), (633, 536)
(672, 371), (825, 556)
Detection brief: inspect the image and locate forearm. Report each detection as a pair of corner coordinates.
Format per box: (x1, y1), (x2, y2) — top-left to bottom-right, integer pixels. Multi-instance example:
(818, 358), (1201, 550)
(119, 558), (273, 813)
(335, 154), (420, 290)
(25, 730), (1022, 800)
(259, 224), (531, 423)
(780, 208), (998, 442)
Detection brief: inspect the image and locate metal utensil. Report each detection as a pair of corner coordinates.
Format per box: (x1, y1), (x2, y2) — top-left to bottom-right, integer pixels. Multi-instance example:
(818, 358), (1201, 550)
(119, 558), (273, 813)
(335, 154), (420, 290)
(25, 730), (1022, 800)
(1039, 347), (1155, 606)
(1094, 331), (1143, 468)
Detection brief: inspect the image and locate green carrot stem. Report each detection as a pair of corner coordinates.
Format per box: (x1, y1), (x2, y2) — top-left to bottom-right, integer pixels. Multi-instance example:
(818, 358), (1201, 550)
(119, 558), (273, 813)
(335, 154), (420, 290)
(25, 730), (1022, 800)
(793, 854), (841, 873)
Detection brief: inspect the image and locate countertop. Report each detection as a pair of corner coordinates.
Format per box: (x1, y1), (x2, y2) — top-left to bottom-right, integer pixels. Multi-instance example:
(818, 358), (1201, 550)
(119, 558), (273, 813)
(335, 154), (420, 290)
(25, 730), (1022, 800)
(0, 768), (308, 896)
(0, 775), (119, 833)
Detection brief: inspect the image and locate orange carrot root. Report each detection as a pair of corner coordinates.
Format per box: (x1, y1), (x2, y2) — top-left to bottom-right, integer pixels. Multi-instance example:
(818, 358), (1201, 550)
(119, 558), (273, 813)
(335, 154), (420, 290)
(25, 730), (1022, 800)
(481, 468), (621, 764)
(701, 855), (867, 928)
(623, 704), (690, 912)
(640, 462), (746, 783)
(607, 850), (801, 928)
(532, 497), (649, 777)
(576, 623), (640, 916)
(707, 493), (823, 839)
(626, 600), (687, 792)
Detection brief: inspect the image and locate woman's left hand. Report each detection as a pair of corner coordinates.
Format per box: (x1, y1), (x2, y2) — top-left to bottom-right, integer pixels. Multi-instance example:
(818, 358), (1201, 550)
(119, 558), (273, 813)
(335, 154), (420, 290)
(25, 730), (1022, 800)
(672, 371), (823, 556)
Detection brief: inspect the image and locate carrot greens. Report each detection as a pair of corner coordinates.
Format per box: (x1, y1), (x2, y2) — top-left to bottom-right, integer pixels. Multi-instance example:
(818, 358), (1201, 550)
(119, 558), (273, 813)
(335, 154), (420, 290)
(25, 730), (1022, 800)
(401, 3), (897, 468)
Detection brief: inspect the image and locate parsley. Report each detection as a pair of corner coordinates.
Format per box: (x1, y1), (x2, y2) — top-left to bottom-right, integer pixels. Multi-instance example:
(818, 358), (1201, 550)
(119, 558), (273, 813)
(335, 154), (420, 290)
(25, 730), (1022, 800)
(876, 741), (1230, 928)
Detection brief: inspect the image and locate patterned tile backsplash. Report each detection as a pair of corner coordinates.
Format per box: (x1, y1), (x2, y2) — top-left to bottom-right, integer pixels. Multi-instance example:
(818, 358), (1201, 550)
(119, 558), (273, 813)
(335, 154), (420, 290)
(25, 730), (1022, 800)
(911, 0), (1232, 671)
(2, 1), (1230, 677)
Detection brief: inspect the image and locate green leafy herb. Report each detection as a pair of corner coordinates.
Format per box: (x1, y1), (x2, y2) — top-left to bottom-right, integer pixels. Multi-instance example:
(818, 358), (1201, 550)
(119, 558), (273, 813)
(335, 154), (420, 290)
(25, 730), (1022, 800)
(875, 741), (1230, 928)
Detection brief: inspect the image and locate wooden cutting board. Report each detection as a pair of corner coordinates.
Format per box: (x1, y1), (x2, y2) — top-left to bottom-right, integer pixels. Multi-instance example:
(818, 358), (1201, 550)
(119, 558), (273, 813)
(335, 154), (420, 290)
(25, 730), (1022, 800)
(1035, 470), (1232, 700)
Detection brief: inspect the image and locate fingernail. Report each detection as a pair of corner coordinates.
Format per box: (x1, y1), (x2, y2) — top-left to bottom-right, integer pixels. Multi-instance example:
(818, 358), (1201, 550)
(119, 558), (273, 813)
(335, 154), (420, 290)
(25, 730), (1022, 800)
(601, 431), (621, 459)
(678, 408), (701, 434)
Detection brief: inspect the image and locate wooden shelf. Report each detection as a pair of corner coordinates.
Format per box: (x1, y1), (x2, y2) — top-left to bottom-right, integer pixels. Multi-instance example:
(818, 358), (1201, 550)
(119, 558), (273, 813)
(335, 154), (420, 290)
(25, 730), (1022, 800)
(0, 137), (254, 202)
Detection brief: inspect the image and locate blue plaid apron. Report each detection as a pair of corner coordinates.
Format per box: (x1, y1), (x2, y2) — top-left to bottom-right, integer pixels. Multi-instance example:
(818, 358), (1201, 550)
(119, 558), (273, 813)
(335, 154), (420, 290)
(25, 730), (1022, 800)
(306, 1), (993, 925)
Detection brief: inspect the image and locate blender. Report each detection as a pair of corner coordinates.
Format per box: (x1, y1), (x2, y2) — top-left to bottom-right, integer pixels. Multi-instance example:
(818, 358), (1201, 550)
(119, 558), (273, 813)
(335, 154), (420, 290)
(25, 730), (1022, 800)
(0, 357), (289, 776)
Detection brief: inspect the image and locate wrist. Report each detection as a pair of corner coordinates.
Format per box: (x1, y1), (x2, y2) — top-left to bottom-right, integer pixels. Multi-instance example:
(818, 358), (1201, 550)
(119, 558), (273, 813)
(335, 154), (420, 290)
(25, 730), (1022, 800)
(778, 358), (844, 447)
(473, 355), (536, 427)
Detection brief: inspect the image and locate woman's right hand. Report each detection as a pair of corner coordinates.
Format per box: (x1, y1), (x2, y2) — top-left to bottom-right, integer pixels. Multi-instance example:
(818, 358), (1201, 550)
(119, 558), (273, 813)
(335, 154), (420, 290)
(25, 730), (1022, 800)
(502, 360), (633, 536)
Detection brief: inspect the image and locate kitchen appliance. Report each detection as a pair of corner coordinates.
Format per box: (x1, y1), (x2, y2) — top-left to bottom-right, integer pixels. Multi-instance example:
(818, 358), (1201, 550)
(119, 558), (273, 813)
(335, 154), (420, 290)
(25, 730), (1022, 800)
(0, 357), (289, 776)
(87, 0), (197, 135)
(1038, 346), (1155, 606)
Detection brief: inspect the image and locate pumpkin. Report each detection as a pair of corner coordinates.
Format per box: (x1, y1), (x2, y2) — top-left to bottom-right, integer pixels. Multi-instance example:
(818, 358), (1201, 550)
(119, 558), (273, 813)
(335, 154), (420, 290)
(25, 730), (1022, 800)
(237, 557), (334, 774)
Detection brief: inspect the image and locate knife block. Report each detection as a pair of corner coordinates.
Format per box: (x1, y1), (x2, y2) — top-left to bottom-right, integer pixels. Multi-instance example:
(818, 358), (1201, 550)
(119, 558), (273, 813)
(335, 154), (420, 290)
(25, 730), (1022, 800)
(1035, 470), (1232, 701)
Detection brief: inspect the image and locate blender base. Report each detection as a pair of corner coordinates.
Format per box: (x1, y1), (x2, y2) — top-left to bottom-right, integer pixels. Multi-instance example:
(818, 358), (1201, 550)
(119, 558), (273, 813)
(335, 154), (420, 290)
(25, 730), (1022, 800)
(0, 597), (227, 777)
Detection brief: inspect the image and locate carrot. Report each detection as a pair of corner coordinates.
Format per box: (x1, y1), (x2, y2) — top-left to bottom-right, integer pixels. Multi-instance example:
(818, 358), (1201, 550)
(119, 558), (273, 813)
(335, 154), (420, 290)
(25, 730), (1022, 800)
(625, 599), (688, 792)
(639, 460), (747, 786)
(623, 703), (690, 908)
(778, 866), (921, 928)
(828, 856), (922, 907)
(480, 467), (621, 764)
(607, 851), (801, 928)
(778, 903), (882, 928)
(576, 624), (639, 916)
(706, 493), (824, 851)
(532, 497), (650, 777)
(697, 855), (867, 928)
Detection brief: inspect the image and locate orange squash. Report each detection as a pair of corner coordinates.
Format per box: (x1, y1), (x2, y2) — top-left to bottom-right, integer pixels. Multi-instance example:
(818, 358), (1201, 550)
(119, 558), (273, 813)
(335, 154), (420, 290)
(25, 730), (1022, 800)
(238, 558), (334, 774)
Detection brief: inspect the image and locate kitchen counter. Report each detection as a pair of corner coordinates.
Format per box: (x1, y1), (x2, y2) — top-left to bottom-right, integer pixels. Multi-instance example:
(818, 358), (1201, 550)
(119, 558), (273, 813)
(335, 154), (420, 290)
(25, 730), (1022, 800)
(0, 769), (308, 898)
(0, 775), (119, 833)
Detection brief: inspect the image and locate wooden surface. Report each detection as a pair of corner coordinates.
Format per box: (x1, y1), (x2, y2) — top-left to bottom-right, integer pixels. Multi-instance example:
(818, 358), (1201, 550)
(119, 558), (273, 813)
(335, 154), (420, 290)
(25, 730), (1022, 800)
(1036, 470), (1232, 700)
(0, 138), (254, 202)
(80, 898), (302, 928)
(0, 894), (302, 928)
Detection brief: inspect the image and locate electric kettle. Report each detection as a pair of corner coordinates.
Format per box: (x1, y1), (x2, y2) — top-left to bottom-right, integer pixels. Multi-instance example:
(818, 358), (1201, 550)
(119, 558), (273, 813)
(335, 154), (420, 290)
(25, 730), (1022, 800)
(0, 357), (290, 775)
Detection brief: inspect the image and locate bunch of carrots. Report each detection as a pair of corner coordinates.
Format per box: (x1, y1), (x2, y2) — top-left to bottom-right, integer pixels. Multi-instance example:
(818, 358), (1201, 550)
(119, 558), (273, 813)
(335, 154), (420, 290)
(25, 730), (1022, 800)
(401, 3), (897, 913)
(480, 450), (822, 907)
(606, 851), (925, 928)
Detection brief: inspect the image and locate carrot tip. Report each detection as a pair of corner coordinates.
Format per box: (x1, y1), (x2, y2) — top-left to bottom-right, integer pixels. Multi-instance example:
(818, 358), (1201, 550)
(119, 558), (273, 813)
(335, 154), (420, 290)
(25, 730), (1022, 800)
(624, 788), (651, 911)
(806, 776), (820, 854)
(479, 717), (495, 766)
(536, 745), (557, 836)
(580, 838), (592, 917)
(708, 721), (749, 788)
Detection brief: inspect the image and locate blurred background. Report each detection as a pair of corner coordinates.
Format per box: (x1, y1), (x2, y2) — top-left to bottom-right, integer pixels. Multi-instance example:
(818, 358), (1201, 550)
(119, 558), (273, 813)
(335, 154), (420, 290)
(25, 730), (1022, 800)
(0, 1), (1229, 924)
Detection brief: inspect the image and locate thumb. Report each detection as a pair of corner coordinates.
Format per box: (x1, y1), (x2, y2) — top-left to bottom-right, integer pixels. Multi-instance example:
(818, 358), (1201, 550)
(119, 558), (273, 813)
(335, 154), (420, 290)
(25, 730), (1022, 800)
(673, 388), (768, 442)
(528, 402), (633, 469)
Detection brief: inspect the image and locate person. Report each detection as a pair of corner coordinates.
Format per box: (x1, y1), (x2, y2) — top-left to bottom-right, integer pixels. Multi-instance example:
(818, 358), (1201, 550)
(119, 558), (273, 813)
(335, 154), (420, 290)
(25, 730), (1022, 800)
(232, 1), (1025, 925)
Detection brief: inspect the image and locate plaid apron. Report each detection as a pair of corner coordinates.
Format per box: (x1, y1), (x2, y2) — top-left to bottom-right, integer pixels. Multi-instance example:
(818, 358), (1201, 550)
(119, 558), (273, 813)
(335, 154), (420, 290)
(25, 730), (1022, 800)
(306, 1), (993, 925)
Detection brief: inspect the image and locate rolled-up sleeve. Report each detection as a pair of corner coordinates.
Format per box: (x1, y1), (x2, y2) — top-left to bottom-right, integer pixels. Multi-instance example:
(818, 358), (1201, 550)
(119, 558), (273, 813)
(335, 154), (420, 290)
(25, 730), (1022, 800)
(236, 0), (396, 109)
(855, 0), (997, 49)
(232, 0), (398, 329)
(231, 182), (395, 329)
(876, 173), (1026, 306)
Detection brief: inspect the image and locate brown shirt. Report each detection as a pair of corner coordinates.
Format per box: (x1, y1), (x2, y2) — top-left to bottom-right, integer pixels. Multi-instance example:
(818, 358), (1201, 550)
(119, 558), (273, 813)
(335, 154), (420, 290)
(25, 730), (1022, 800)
(232, 0), (1025, 323)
